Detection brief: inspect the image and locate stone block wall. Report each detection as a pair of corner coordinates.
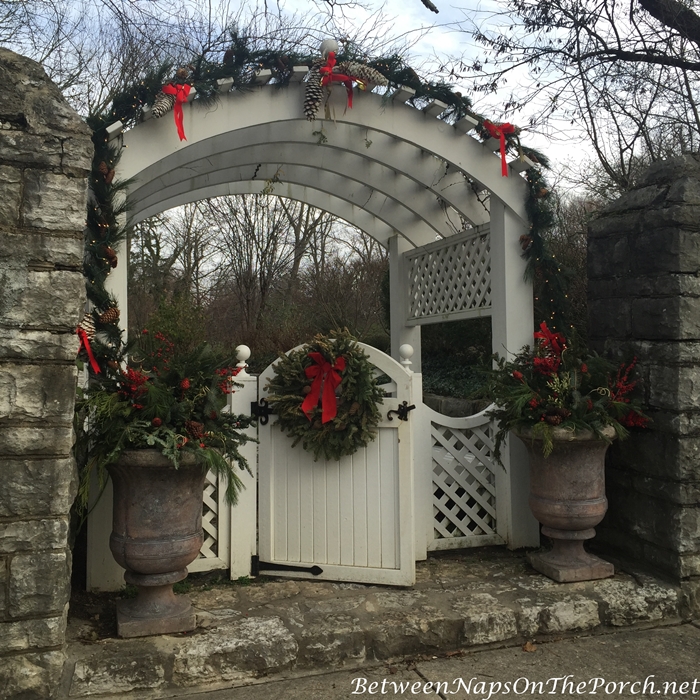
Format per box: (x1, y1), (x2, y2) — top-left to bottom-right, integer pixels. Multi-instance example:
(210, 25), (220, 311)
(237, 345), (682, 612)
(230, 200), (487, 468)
(588, 155), (700, 618)
(0, 49), (91, 698)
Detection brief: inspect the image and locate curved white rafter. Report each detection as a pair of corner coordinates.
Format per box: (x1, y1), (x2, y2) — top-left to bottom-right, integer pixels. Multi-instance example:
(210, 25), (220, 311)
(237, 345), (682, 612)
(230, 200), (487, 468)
(131, 162), (436, 247)
(131, 181), (399, 246)
(118, 82), (528, 249)
(128, 120), (490, 229)
(130, 142), (461, 241)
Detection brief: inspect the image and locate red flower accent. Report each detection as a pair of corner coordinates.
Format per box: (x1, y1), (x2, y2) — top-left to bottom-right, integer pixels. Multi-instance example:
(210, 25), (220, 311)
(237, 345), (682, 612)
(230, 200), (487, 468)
(513, 370), (524, 381)
(581, 364), (588, 374)
(534, 322), (566, 356)
(152, 417), (162, 427)
(180, 378), (191, 390)
(528, 397), (539, 409)
(620, 410), (648, 428)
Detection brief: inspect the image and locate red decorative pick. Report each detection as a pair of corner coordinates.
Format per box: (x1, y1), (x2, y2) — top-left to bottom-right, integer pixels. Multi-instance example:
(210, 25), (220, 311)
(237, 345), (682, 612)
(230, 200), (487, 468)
(76, 327), (101, 374)
(319, 52), (355, 109)
(161, 83), (192, 141)
(483, 120), (517, 177)
(300, 352), (346, 423)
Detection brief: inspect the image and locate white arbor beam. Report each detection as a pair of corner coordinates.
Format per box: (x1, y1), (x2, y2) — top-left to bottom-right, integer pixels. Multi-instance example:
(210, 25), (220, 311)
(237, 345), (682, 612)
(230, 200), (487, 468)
(129, 141), (459, 240)
(130, 180), (400, 247)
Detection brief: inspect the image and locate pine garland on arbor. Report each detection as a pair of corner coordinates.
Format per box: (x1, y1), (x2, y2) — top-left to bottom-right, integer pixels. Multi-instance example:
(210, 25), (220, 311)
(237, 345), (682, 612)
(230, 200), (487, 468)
(265, 333), (385, 461)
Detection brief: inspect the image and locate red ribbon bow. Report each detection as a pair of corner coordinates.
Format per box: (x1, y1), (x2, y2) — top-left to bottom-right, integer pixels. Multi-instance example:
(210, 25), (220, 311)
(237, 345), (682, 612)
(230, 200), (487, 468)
(76, 327), (101, 374)
(300, 352), (346, 424)
(483, 120), (517, 177)
(319, 52), (355, 109)
(161, 83), (192, 141)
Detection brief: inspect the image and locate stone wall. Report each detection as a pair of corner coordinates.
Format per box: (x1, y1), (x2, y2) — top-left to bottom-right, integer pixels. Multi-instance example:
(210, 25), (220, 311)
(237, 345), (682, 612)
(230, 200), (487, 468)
(0, 49), (91, 698)
(588, 155), (700, 619)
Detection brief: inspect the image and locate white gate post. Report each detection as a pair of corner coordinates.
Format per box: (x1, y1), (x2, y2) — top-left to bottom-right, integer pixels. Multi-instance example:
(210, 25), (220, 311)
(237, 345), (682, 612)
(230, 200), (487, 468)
(227, 346), (258, 579)
(490, 199), (540, 549)
(389, 234), (421, 372)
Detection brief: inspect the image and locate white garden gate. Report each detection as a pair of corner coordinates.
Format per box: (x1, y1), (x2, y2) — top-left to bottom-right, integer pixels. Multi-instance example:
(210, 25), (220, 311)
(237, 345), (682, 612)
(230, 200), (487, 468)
(256, 343), (417, 586)
(86, 67), (541, 591)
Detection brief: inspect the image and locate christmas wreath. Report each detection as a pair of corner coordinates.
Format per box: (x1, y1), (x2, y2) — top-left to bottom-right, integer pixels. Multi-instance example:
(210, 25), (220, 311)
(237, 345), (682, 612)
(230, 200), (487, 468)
(265, 332), (385, 461)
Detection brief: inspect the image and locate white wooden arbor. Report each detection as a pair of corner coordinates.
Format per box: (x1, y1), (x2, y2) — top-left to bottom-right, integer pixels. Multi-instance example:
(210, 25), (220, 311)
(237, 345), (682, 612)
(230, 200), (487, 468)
(88, 76), (540, 590)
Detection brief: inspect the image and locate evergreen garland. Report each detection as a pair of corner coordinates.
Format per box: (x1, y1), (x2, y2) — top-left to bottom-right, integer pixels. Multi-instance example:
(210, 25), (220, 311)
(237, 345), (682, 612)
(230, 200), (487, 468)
(265, 333), (385, 461)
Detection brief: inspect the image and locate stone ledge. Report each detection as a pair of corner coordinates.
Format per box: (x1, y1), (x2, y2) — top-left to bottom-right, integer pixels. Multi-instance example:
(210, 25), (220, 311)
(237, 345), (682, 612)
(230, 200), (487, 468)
(64, 550), (682, 698)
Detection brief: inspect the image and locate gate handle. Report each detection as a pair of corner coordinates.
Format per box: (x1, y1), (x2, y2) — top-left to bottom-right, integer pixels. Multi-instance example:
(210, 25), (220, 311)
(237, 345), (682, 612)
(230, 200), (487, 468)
(387, 401), (416, 421)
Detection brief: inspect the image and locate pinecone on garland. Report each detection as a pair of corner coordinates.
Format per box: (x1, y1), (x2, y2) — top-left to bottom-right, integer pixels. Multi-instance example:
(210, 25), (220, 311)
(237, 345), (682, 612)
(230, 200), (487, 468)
(304, 65), (324, 121)
(78, 313), (96, 339)
(185, 420), (205, 439)
(98, 307), (120, 325)
(151, 91), (176, 119)
(337, 61), (388, 88)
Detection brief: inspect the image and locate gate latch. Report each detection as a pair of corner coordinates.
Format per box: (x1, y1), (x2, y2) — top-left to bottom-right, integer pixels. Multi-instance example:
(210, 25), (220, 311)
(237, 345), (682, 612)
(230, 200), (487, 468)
(250, 398), (273, 425)
(387, 401), (416, 422)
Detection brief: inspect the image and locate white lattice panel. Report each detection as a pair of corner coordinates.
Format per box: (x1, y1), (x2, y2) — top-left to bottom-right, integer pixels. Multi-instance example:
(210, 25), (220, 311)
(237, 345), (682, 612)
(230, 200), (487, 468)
(406, 229), (491, 324)
(189, 469), (230, 572)
(429, 417), (503, 550)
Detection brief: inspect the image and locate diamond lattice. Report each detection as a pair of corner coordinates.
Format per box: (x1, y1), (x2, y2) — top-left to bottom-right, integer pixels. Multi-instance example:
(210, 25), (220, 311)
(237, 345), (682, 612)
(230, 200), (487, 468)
(198, 470), (219, 560)
(432, 422), (497, 541)
(407, 231), (491, 322)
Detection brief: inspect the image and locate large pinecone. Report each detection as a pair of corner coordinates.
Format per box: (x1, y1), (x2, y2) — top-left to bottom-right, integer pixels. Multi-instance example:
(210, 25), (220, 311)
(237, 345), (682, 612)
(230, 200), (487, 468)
(98, 307), (120, 325)
(304, 66), (324, 121)
(338, 61), (388, 87)
(151, 91), (176, 119)
(185, 420), (205, 439)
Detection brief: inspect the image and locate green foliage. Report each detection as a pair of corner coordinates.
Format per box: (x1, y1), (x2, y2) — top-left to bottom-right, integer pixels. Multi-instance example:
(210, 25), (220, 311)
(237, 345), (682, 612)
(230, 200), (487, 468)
(145, 295), (207, 355)
(265, 332), (384, 461)
(486, 323), (648, 460)
(74, 330), (255, 515)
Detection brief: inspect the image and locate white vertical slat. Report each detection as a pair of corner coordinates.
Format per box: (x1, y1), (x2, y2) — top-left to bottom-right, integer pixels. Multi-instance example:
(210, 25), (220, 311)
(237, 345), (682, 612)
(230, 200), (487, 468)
(339, 455), (354, 565)
(352, 449), (368, 567)
(379, 428), (398, 569)
(286, 443), (302, 562)
(365, 433), (383, 569)
(300, 457), (314, 563)
(313, 459), (327, 563)
(272, 430), (288, 561)
(326, 460), (341, 565)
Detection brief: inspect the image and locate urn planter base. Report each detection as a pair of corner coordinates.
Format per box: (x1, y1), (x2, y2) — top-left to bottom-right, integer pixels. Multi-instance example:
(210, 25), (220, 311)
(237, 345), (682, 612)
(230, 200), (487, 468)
(527, 528), (614, 582)
(116, 569), (196, 638)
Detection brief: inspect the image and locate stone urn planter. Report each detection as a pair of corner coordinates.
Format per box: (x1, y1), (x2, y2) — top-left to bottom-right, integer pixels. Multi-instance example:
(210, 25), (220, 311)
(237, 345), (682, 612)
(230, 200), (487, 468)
(515, 426), (616, 583)
(107, 449), (206, 637)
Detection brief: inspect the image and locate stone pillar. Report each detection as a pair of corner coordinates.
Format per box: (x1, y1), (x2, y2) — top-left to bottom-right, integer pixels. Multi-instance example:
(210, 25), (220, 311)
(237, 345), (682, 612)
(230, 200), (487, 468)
(588, 155), (700, 619)
(0, 49), (91, 698)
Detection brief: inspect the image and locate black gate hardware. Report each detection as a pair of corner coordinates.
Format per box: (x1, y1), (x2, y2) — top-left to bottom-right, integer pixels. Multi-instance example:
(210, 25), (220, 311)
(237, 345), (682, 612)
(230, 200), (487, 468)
(250, 398), (273, 425)
(387, 401), (416, 422)
(251, 555), (323, 577)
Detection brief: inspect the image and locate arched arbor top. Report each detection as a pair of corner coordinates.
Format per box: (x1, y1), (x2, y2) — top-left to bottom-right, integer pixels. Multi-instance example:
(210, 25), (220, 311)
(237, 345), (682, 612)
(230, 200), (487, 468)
(115, 81), (531, 249)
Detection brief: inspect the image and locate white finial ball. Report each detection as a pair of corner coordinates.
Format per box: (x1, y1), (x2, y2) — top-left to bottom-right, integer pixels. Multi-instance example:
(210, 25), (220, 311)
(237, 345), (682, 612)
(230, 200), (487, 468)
(399, 344), (414, 362)
(235, 344), (251, 363)
(321, 39), (339, 58)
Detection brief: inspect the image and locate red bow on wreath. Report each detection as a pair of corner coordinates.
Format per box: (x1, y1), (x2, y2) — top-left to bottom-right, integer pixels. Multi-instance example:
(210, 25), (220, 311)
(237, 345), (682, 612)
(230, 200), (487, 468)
(76, 327), (101, 374)
(483, 120), (517, 177)
(161, 83), (191, 141)
(300, 352), (346, 424)
(319, 52), (355, 110)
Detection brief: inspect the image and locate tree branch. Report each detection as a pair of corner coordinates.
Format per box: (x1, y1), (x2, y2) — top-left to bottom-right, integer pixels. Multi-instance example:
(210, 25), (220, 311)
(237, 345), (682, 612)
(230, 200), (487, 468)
(639, 0), (700, 48)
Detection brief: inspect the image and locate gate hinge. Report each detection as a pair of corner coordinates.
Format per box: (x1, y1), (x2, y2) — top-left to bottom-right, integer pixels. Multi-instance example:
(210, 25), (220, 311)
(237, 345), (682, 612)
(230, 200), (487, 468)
(251, 555), (323, 577)
(387, 400), (416, 421)
(250, 398), (273, 425)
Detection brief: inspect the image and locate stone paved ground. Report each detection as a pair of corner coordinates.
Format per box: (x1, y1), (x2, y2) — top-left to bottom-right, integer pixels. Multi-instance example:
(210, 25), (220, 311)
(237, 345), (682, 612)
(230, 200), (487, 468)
(62, 548), (684, 699)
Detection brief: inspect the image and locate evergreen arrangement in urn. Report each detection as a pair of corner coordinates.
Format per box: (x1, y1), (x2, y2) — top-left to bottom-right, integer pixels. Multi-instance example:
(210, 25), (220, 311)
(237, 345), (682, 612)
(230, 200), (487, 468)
(265, 332), (385, 461)
(74, 330), (255, 511)
(487, 323), (648, 458)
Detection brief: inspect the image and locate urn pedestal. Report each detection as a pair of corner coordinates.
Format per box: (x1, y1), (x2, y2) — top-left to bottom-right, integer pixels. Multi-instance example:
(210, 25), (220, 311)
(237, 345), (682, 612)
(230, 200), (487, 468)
(107, 450), (206, 637)
(516, 427), (616, 583)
